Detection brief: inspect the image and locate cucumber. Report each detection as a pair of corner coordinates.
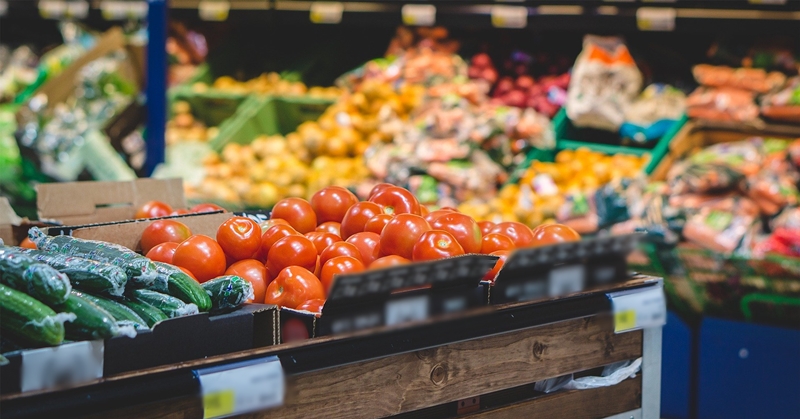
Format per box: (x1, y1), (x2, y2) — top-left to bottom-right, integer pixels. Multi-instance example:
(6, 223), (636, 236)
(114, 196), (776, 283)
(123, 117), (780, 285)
(119, 299), (169, 327)
(132, 289), (199, 318)
(0, 247), (72, 305)
(202, 275), (253, 313)
(28, 227), (158, 287)
(56, 292), (135, 340)
(76, 292), (148, 330)
(19, 248), (127, 297)
(152, 262), (212, 312)
(0, 283), (73, 346)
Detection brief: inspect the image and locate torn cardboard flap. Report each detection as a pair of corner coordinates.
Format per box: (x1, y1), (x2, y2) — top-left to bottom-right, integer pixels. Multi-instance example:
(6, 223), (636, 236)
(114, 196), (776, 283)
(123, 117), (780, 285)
(0, 197), (22, 245)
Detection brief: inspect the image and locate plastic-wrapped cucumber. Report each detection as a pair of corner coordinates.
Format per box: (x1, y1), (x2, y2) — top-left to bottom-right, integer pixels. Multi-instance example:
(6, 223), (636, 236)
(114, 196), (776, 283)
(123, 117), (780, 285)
(119, 299), (169, 327)
(55, 292), (136, 340)
(0, 247), (71, 305)
(152, 262), (212, 312)
(131, 289), (198, 318)
(28, 227), (158, 287)
(18, 248), (127, 297)
(202, 275), (253, 313)
(76, 292), (148, 330)
(0, 283), (75, 346)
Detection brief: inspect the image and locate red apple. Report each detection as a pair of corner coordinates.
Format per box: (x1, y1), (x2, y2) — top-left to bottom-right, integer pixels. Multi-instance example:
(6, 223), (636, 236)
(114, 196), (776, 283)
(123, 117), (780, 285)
(494, 77), (514, 96)
(471, 53), (492, 69)
(482, 67), (498, 84)
(516, 75), (535, 90)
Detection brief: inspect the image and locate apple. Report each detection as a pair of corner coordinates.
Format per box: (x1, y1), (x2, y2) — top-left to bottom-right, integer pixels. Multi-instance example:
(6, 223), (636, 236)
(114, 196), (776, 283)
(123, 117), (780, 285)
(503, 90), (527, 108)
(471, 53), (492, 69)
(494, 77), (514, 96)
(482, 67), (498, 84)
(516, 75), (535, 90)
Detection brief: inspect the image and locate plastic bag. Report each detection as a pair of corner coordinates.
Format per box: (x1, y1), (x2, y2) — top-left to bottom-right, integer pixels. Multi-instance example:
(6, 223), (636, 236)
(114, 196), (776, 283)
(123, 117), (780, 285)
(620, 84), (686, 143)
(692, 64), (786, 94)
(686, 87), (759, 122)
(534, 358), (642, 393)
(761, 76), (800, 123)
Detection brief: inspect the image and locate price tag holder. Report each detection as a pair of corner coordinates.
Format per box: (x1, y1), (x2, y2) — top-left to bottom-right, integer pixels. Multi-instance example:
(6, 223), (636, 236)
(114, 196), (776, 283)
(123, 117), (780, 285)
(608, 286), (666, 334)
(491, 5), (528, 28)
(402, 4), (436, 26)
(636, 7), (676, 31)
(21, 341), (104, 392)
(310, 1), (343, 24)
(197, 357), (285, 419)
(199, 0), (230, 21)
(39, 0), (89, 19)
(100, 1), (147, 20)
(748, 0), (787, 4)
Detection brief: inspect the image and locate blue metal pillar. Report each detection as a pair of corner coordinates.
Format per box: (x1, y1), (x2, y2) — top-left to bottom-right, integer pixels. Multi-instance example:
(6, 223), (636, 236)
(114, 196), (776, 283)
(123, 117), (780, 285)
(145, 0), (168, 175)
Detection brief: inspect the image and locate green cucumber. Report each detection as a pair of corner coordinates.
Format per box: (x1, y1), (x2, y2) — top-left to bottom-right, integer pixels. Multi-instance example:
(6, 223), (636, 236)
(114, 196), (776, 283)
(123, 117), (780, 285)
(119, 299), (169, 327)
(19, 248), (128, 296)
(201, 275), (253, 313)
(0, 283), (73, 346)
(152, 262), (212, 312)
(28, 227), (158, 287)
(0, 247), (72, 305)
(77, 292), (148, 330)
(56, 292), (136, 340)
(132, 289), (199, 318)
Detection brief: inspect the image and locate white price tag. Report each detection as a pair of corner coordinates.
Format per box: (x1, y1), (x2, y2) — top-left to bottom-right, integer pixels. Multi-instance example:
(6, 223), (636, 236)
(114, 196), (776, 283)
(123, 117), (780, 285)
(636, 7), (676, 31)
(310, 1), (343, 24)
(21, 341), (103, 392)
(101, 1), (147, 20)
(491, 5), (528, 28)
(0, 1), (8, 17)
(402, 4), (436, 26)
(198, 357), (284, 419)
(608, 286), (666, 334)
(548, 265), (585, 297)
(749, 0), (787, 4)
(199, 0), (230, 21)
(385, 295), (429, 326)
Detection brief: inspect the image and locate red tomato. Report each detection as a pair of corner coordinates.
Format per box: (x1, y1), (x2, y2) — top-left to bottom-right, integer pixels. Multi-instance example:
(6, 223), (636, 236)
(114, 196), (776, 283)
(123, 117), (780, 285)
(489, 222), (534, 248)
(369, 255), (410, 270)
(310, 186), (359, 224)
(216, 217), (261, 261)
(264, 266), (325, 309)
(178, 266), (197, 281)
(259, 218), (290, 233)
(135, 201), (173, 219)
(313, 256), (321, 277)
(431, 213), (482, 254)
(141, 220), (192, 254)
(483, 250), (510, 281)
(319, 242), (362, 267)
(412, 230), (465, 261)
(346, 232), (382, 266)
(145, 242), (179, 264)
(305, 232), (341, 255)
(340, 201), (383, 239)
(424, 209), (456, 225)
(380, 214), (431, 259)
(320, 256), (365, 294)
(172, 235), (227, 283)
(364, 214), (393, 235)
(19, 238), (37, 249)
(271, 198), (317, 234)
(368, 183), (395, 200)
(531, 224), (581, 246)
(420, 206), (430, 217)
(170, 209), (191, 216)
(190, 203), (225, 213)
(267, 235), (318, 272)
(478, 221), (495, 236)
(481, 233), (515, 254)
(259, 225), (299, 260)
(297, 298), (325, 314)
(315, 221), (342, 237)
(369, 186), (421, 216)
(225, 259), (268, 303)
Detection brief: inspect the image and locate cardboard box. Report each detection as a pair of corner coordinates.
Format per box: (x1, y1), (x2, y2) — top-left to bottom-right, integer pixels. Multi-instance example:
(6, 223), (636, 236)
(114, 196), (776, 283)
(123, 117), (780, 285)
(0, 197), (52, 246)
(279, 254), (497, 343)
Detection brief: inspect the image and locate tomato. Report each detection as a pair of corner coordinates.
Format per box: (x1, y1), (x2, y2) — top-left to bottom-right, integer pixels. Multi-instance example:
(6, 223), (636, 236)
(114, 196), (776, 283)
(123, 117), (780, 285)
(319, 242), (362, 267)
(305, 232), (341, 255)
(135, 201), (173, 219)
(170, 209), (191, 216)
(310, 186), (359, 223)
(431, 213), (482, 254)
(340, 201), (383, 239)
(368, 183), (395, 200)
(140, 220), (192, 254)
(424, 209), (456, 225)
(267, 235), (317, 272)
(259, 218), (290, 233)
(225, 259), (268, 303)
(178, 266), (197, 281)
(313, 256), (321, 277)
(146, 242), (179, 264)
(173, 235), (227, 283)
(320, 256), (365, 294)
(481, 233), (515, 254)
(346, 232), (382, 266)
(216, 217), (261, 261)
(282, 318), (310, 342)
(315, 221), (342, 237)
(380, 214), (431, 259)
(297, 298), (325, 314)
(369, 255), (410, 270)
(19, 238), (37, 249)
(364, 214), (393, 235)
(264, 266), (325, 309)
(531, 224), (581, 247)
(478, 221), (495, 236)
(412, 231), (465, 261)
(483, 250), (510, 281)
(489, 222), (534, 248)
(190, 203), (225, 213)
(270, 198), (317, 234)
(420, 206), (430, 217)
(369, 186), (421, 215)
(259, 224), (299, 260)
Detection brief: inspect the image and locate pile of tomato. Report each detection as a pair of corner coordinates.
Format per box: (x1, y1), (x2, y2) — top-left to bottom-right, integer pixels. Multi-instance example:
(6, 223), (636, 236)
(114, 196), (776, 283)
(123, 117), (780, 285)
(139, 184), (581, 315)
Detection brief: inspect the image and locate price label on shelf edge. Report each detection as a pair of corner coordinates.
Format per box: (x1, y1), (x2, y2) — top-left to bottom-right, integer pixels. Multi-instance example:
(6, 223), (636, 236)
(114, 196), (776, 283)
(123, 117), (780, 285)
(197, 357), (284, 419)
(402, 4), (436, 26)
(608, 286), (666, 334)
(39, 0), (89, 20)
(21, 340), (104, 393)
(100, 1), (147, 21)
(491, 5), (528, 28)
(310, 1), (343, 24)
(199, 0), (230, 22)
(636, 7), (676, 31)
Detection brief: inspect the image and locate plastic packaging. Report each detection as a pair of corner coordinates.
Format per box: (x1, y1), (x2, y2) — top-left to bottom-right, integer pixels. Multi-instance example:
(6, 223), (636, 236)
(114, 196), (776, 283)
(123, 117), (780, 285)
(534, 358), (642, 393)
(201, 275), (254, 313)
(0, 247), (72, 305)
(20, 248), (128, 297)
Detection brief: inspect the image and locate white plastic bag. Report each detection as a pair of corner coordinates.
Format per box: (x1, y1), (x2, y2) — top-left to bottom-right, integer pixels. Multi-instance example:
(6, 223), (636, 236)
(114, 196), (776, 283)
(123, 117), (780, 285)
(533, 357), (642, 393)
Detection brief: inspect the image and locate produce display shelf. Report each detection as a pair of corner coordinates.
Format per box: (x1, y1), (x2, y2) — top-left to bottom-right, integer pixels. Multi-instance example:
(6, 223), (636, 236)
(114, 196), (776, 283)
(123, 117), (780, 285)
(0, 276), (663, 419)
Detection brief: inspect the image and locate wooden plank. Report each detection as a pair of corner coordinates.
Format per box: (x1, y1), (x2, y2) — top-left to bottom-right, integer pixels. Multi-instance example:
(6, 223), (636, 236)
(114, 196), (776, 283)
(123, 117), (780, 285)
(463, 376), (642, 419)
(83, 395), (201, 419)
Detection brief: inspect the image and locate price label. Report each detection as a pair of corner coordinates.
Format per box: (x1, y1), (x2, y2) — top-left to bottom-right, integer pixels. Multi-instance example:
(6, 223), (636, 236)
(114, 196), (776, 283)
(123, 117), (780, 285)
(402, 4), (436, 26)
(310, 1), (343, 24)
(199, 0), (230, 21)
(636, 7), (676, 31)
(491, 5), (527, 28)
(385, 295), (429, 326)
(100, 1), (147, 20)
(197, 357), (284, 419)
(21, 341), (104, 392)
(749, 0), (787, 4)
(0, 1), (7, 17)
(608, 286), (666, 334)
(548, 265), (585, 297)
